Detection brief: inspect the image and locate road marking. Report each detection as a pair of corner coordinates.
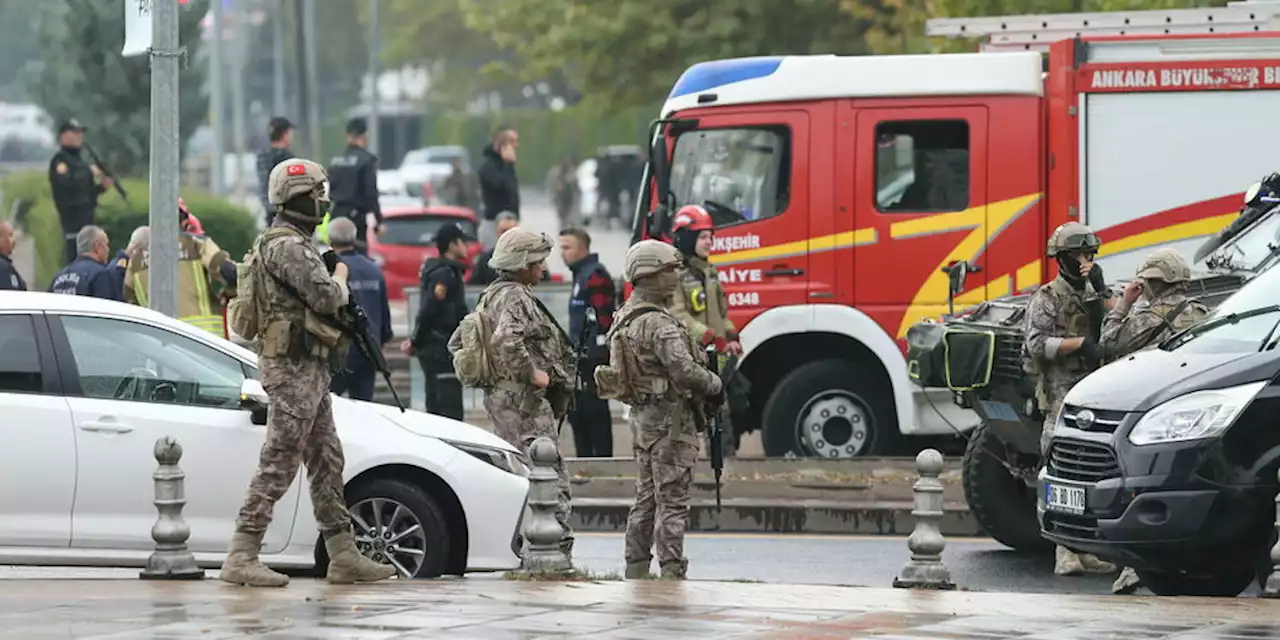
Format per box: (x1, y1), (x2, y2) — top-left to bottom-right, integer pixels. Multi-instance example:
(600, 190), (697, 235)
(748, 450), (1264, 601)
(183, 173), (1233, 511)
(576, 532), (993, 543)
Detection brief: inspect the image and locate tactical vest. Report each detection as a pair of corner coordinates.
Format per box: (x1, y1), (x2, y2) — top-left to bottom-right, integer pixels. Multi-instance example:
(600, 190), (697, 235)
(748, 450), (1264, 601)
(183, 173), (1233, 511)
(1137, 295), (1210, 350)
(126, 235), (225, 336)
(1024, 277), (1094, 411)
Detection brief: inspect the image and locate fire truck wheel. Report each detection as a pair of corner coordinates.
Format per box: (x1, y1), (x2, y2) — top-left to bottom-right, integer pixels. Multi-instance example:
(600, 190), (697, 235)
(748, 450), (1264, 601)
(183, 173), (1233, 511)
(761, 359), (899, 458)
(962, 422), (1052, 553)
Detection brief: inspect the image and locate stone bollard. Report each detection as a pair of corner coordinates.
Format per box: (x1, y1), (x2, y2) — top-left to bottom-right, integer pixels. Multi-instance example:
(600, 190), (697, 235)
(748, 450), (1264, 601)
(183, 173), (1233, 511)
(893, 448), (955, 590)
(1260, 468), (1280, 598)
(140, 436), (203, 580)
(513, 436), (572, 577)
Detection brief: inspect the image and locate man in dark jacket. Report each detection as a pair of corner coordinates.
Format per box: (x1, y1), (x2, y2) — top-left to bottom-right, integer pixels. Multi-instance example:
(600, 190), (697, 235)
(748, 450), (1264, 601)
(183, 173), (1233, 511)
(401, 223), (470, 420)
(558, 227), (617, 457)
(477, 126), (520, 249)
(0, 219), (26, 291)
(328, 118), (383, 256)
(49, 119), (112, 264)
(327, 217), (392, 402)
(48, 225), (122, 300)
(256, 116), (294, 225)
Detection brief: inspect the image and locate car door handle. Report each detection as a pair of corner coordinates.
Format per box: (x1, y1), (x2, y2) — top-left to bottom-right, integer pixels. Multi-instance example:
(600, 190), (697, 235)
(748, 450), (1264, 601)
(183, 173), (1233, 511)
(764, 268), (804, 277)
(79, 421), (134, 434)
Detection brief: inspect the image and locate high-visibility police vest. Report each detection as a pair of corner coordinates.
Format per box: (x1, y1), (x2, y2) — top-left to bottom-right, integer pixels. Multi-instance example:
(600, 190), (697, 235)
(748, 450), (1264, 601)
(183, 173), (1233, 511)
(315, 212), (331, 244)
(125, 234), (230, 336)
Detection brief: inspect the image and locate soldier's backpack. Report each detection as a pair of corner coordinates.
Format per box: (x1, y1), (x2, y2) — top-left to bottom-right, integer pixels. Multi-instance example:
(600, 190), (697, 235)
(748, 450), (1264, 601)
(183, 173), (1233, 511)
(594, 302), (668, 405)
(448, 282), (514, 388)
(227, 227), (296, 341)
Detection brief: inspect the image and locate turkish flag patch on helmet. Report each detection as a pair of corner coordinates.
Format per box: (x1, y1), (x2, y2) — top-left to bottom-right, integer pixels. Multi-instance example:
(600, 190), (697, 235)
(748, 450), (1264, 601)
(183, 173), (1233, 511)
(286, 164), (306, 176)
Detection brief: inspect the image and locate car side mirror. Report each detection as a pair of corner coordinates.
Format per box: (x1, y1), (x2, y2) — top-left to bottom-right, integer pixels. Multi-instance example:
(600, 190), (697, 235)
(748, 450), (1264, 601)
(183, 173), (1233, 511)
(239, 379), (269, 426)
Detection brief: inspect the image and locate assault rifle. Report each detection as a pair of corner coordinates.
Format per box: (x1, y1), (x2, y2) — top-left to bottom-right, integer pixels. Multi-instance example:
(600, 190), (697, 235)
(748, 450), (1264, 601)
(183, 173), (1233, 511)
(83, 142), (131, 207)
(705, 344), (725, 515)
(560, 308), (598, 436)
(337, 299), (405, 412)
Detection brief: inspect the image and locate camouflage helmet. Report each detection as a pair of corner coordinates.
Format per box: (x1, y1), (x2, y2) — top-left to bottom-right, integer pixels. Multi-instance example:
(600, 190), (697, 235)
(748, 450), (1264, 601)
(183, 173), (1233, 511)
(624, 239), (682, 283)
(1135, 247), (1192, 283)
(488, 227), (553, 272)
(267, 158), (329, 208)
(1046, 222), (1101, 257)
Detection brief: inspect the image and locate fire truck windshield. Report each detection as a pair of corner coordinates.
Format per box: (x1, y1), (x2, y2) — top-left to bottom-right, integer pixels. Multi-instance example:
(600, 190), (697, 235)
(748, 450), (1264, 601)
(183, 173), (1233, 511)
(668, 126), (790, 228)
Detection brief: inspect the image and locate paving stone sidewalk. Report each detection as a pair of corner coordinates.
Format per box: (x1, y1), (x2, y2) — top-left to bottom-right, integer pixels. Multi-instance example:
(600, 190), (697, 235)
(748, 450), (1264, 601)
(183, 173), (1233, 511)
(1, 569), (1278, 639)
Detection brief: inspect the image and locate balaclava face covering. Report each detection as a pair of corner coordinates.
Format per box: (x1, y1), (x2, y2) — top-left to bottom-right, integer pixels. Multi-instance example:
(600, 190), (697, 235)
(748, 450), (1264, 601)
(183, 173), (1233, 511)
(637, 269), (680, 297)
(1056, 253), (1088, 289)
(280, 194), (329, 236)
(674, 228), (700, 257)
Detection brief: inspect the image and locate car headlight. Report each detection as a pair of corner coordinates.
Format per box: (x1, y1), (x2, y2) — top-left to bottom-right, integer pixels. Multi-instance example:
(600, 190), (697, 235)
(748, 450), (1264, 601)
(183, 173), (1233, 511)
(442, 440), (530, 477)
(1128, 381), (1266, 446)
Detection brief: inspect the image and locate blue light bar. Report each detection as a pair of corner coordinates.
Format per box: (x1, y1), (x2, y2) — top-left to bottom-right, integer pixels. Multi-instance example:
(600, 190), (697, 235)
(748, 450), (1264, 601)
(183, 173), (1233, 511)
(668, 57), (785, 100)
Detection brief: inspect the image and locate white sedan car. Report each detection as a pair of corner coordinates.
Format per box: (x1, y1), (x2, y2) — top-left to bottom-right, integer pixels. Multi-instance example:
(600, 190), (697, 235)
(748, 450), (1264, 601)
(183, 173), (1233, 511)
(0, 292), (529, 579)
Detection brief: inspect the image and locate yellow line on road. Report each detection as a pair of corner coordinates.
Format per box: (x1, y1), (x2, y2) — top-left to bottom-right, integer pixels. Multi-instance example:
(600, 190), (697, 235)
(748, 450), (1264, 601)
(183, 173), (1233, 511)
(576, 532), (992, 543)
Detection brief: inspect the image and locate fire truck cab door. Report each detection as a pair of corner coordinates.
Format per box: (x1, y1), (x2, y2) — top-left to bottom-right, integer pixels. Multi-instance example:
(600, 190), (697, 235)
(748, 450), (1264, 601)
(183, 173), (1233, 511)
(667, 110), (812, 330)
(852, 104), (989, 334)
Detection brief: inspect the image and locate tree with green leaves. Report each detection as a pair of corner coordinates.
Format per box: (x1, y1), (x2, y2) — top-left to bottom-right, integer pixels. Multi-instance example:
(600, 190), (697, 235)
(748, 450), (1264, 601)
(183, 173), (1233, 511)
(26, 0), (210, 177)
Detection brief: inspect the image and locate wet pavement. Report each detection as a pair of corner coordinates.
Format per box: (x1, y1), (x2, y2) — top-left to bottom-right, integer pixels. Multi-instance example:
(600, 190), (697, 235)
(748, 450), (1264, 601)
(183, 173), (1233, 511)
(3, 569), (1280, 639)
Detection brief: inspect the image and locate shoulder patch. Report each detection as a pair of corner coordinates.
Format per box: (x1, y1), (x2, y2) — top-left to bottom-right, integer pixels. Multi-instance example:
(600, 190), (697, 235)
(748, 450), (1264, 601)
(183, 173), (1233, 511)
(433, 281), (448, 300)
(55, 162), (68, 175)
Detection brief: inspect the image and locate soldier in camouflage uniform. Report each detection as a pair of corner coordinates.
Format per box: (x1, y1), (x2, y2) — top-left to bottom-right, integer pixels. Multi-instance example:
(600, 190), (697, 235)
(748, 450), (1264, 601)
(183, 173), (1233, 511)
(1024, 221), (1118, 578)
(601, 240), (723, 580)
(1100, 247), (1209, 595)
(220, 158), (396, 588)
(481, 227), (577, 558)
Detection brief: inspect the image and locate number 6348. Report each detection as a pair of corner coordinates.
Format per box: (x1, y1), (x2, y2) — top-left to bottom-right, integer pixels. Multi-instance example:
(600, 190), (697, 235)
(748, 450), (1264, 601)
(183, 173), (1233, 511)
(727, 292), (759, 306)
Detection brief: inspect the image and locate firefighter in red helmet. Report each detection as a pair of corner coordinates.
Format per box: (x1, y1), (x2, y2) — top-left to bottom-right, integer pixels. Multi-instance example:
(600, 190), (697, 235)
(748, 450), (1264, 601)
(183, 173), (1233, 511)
(667, 204), (741, 455)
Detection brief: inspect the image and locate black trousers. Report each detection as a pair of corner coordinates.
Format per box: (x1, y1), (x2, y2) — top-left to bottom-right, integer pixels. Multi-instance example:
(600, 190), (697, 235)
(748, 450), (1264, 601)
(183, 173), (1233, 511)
(569, 364), (613, 457)
(331, 359), (376, 401)
(418, 351), (463, 421)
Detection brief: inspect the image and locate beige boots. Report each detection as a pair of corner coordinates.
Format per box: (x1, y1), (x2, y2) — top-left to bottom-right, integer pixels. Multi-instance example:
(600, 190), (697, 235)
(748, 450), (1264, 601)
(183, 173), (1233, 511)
(219, 529), (397, 587)
(1054, 544), (1116, 576)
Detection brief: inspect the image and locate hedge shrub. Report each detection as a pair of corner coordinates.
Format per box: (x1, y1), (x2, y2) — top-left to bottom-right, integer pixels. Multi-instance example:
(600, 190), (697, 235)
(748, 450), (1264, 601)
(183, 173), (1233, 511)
(0, 171), (257, 289)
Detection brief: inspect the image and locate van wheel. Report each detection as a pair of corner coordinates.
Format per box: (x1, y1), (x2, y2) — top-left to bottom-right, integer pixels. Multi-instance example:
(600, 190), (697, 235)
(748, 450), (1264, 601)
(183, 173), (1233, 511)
(962, 423), (1051, 553)
(1136, 564), (1255, 597)
(315, 479), (452, 579)
(761, 359), (899, 458)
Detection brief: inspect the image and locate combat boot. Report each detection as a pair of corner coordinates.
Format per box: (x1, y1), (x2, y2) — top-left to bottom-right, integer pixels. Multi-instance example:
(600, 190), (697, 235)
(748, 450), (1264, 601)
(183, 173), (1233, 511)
(219, 530), (290, 587)
(1054, 545), (1084, 576)
(625, 560), (651, 580)
(1079, 553), (1117, 574)
(659, 560), (688, 580)
(1113, 566), (1141, 594)
(324, 529), (398, 584)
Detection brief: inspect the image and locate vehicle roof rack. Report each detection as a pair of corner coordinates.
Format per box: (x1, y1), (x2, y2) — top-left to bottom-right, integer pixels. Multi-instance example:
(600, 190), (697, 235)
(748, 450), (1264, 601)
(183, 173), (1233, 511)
(926, 3), (1280, 52)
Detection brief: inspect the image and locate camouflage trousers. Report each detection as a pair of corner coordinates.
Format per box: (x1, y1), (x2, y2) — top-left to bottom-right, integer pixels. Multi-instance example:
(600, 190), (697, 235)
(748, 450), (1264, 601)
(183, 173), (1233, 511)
(484, 387), (574, 557)
(236, 357), (350, 535)
(624, 436), (697, 575)
(1040, 398), (1065, 458)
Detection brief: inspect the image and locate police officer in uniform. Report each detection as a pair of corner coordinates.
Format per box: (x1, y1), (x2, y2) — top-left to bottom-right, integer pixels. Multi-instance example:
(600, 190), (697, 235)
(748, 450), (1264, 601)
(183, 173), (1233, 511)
(0, 219), (26, 291)
(402, 223), (470, 420)
(1024, 221), (1118, 578)
(328, 217), (392, 402)
(327, 118), (382, 255)
(49, 225), (122, 300)
(49, 119), (113, 264)
(220, 158), (396, 588)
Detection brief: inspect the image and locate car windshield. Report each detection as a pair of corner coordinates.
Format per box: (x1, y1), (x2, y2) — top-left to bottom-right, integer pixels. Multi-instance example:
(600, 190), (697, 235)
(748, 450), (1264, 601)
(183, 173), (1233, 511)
(380, 215), (477, 246)
(1201, 205), (1280, 271)
(1167, 264), (1280, 354)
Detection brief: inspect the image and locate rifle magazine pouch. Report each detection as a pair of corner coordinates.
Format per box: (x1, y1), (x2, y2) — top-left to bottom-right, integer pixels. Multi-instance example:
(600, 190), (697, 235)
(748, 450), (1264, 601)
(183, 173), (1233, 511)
(260, 320), (295, 358)
(593, 366), (623, 400)
(905, 322), (948, 388)
(942, 328), (996, 391)
(303, 309), (343, 347)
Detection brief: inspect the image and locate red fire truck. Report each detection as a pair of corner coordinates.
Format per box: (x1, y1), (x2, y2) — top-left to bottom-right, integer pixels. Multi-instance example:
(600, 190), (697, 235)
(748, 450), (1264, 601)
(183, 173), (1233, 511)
(631, 5), (1280, 458)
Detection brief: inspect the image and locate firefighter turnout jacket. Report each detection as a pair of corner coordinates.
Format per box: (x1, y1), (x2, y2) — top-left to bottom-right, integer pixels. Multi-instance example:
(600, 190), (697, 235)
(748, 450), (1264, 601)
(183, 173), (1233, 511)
(124, 233), (232, 335)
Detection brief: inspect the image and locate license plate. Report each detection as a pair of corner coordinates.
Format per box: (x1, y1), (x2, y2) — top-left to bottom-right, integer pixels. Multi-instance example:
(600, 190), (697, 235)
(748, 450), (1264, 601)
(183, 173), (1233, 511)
(1045, 483), (1086, 515)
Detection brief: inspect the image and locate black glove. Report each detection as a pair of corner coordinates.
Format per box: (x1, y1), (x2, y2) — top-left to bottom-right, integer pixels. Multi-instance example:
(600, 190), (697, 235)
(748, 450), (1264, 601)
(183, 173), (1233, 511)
(321, 250), (340, 274)
(704, 387), (726, 414)
(1077, 336), (1104, 364)
(1088, 264), (1107, 295)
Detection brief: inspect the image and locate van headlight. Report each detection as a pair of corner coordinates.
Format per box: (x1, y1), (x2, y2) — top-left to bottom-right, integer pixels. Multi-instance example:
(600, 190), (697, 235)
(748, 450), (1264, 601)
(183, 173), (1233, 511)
(442, 440), (530, 477)
(1128, 381), (1266, 446)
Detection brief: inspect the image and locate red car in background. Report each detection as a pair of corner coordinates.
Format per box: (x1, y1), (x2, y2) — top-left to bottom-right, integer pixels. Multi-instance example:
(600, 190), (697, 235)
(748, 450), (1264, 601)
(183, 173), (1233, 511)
(368, 205), (484, 301)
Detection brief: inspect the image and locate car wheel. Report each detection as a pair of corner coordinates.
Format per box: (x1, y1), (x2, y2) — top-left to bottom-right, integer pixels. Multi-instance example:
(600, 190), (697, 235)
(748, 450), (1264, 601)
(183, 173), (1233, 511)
(761, 359), (899, 458)
(318, 479), (452, 579)
(962, 422), (1052, 553)
(1136, 563), (1256, 597)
